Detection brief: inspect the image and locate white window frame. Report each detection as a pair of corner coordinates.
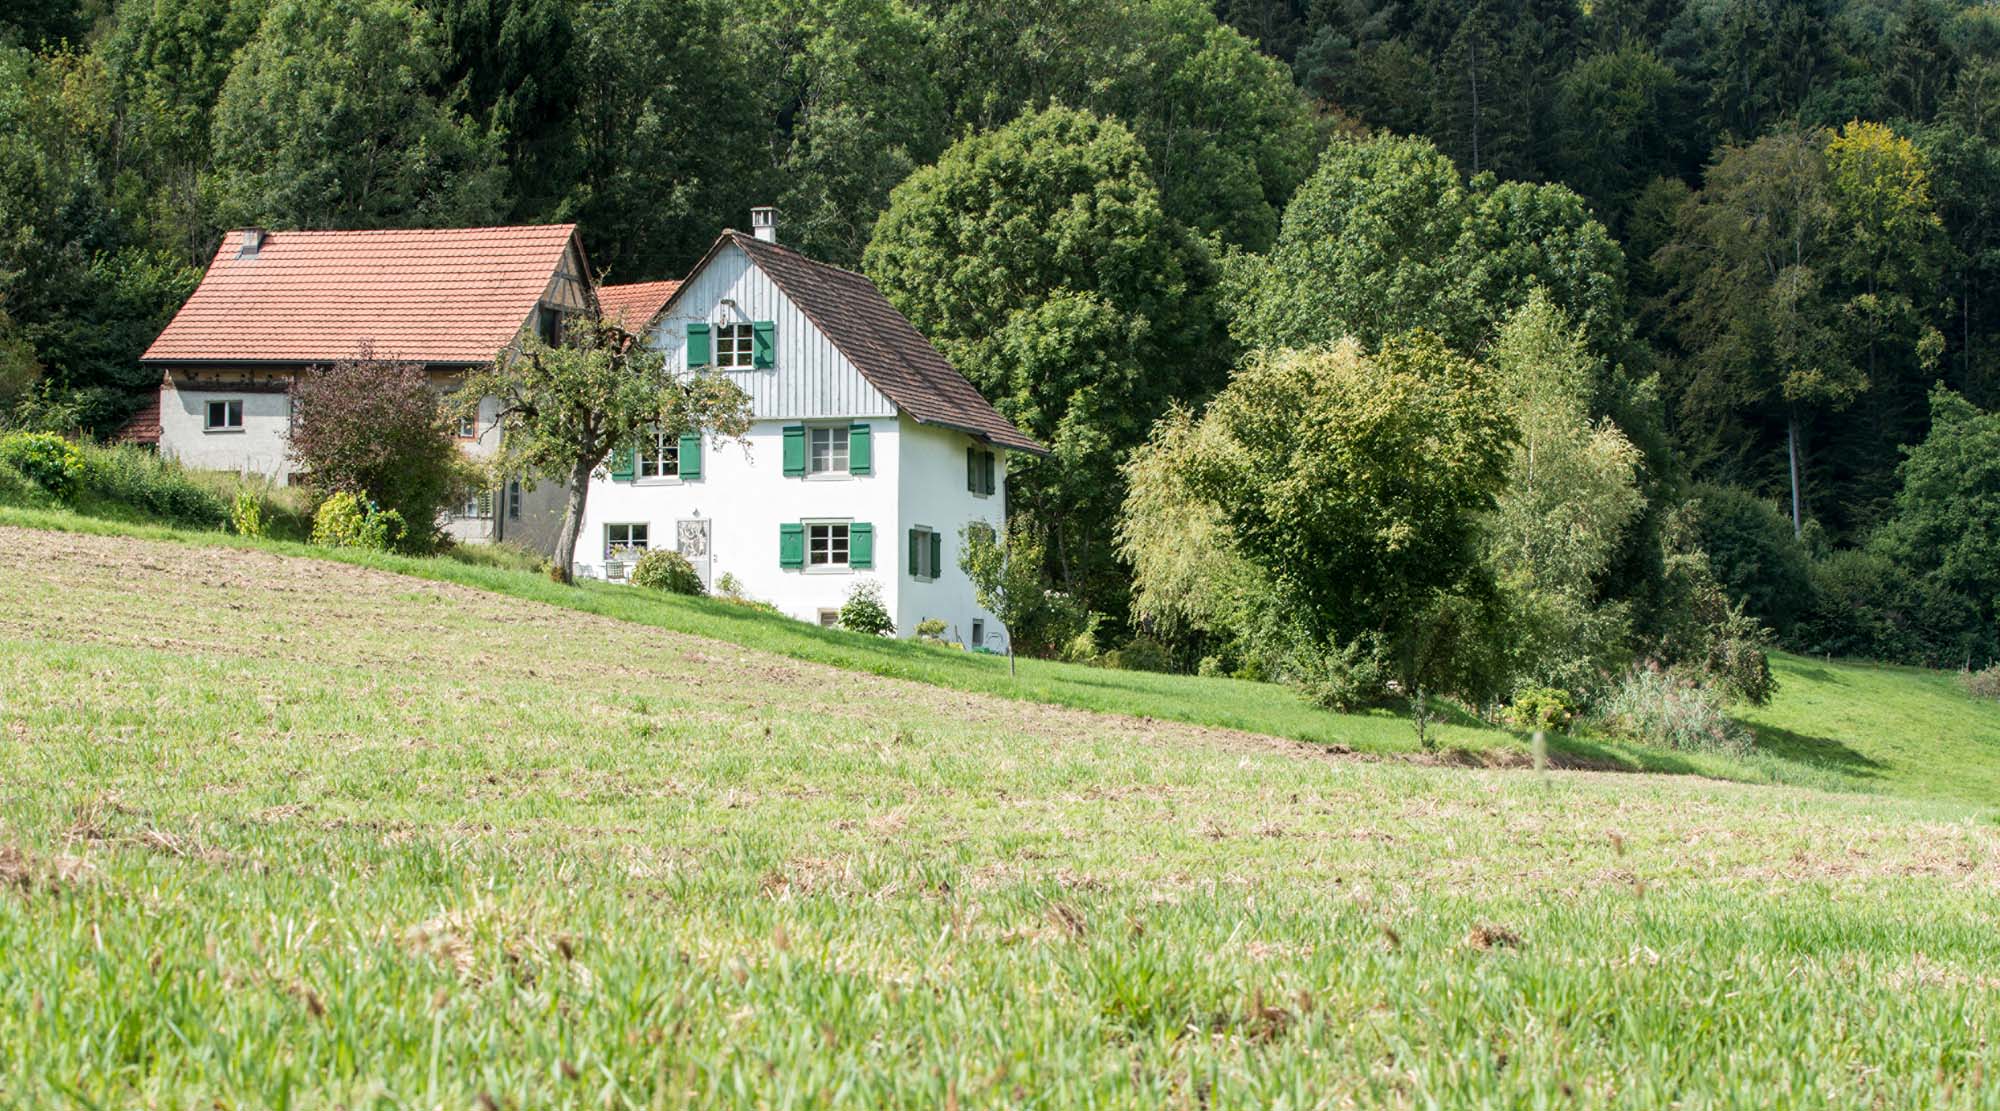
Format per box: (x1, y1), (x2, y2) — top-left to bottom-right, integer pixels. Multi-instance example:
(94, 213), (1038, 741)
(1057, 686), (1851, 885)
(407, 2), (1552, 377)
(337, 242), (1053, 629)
(205, 398), (245, 432)
(715, 322), (755, 370)
(808, 425), (850, 477)
(605, 522), (650, 560)
(638, 426), (680, 481)
(805, 520), (851, 572)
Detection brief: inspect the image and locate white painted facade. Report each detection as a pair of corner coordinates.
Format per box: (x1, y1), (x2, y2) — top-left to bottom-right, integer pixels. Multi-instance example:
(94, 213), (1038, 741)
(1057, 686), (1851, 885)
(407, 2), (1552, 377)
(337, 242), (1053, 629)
(159, 383), (294, 481)
(574, 238), (1020, 643)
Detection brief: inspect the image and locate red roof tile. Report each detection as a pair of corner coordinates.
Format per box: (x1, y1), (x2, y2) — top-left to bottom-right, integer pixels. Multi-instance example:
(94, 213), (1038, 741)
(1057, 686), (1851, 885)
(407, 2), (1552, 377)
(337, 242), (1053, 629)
(113, 392), (161, 445)
(142, 225), (580, 367)
(719, 233), (1046, 455)
(596, 280), (680, 332)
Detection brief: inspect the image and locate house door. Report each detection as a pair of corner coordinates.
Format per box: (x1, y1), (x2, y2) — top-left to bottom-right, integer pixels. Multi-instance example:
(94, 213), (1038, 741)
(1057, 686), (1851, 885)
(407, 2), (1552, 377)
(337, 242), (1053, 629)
(677, 519), (711, 590)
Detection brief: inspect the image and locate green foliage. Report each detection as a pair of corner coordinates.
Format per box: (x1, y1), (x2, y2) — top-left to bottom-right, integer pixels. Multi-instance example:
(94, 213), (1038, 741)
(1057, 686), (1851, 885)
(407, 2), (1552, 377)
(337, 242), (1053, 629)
(630, 549), (704, 595)
(1793, 547), (1989, 668)
(837, 579), (894, 637)
(1653, 502), (1779, 707)
(461, 315), (750, 583)
(229, 488), (266, 538)
(309, 491), (405, 552)
(913, 617), (947, 642)
(1686, 484), (1814, 636)
(1504, 687), (1579, 733)
(0, 432), (85, 496)
(1963, 665), (2000, 701)
(0, 461), (50, 507)
(1285, 632), (1391, 713)
(207, 0), (507, 230)
(866, 105), (1226, 613)
(1596, 663), (1754, 756)
(1102, 635), (1171, 673)
(1874, 387), (2000, 662)
(78, 444), (227, 528)
(288, 356), (466, 553)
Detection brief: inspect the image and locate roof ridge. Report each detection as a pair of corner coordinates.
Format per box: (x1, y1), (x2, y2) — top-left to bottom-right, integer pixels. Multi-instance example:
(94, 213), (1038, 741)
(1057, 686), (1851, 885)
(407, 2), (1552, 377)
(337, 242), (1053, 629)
(218, 223), (578, 237)
(726, 230), (879, 283)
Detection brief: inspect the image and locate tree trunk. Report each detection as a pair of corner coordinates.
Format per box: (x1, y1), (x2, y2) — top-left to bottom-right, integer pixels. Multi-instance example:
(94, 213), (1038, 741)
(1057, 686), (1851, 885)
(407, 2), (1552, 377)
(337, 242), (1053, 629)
(1787, 413), (1804, 539)
(551, 455), (595, 585)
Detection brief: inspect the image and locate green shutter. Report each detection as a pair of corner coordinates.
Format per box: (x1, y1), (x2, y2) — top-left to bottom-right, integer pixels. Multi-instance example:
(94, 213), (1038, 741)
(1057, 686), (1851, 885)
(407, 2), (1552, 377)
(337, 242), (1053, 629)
(609, 440), (635, 481)
(782, 424), (806, 476)
(849, 422), (872, 475)
(966, 446), (977, 492)
(475, 489), (493, 518)
(677, 432), (702, 479)
(779, 523), (804, 568)
(908, 528), (921, 576)
(930, 531), (942, 579)
(980, 450), (996, 495)
(850, 522), (874, 569)
(752, 320), (776, 368)
(686, 321), (711, 367)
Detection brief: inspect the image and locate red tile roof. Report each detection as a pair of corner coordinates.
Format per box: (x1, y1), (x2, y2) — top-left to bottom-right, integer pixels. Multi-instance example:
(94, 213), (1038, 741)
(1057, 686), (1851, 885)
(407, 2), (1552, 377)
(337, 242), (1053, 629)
(719, 233), (1047, 455)
(596, 280), (680, 332)
(142, 225), (580, 367)
(112, 392), (161, 445)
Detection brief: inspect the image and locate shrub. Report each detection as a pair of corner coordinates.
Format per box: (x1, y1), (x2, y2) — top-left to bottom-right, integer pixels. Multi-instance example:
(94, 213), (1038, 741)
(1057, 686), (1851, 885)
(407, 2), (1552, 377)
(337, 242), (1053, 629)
(310, 491), (406, 551)
(1104, 635), (1172, 673)
(1793, 548), (1993, 669)
(630, 549), (704, 594)
(1963, 665), (2000, 701)
(0, 432), (85, 496)
(1595, 663), (1752, 756)
(288, 355), (466, 552)
(914, 617), (948, 641)
(839, 580), (894, 636)
(0, 461), (50, 507)
(1197, 655), (1226, 678)
(1057, 612), (1102, 664)
(231, 489), (268, 538)
(1288, 633), (1391, 712)
(1689, 483), (1813, 635)
(715, 572), (748, 600)
(78, 445), (226, 528)
(1503, 687), (1579, 733)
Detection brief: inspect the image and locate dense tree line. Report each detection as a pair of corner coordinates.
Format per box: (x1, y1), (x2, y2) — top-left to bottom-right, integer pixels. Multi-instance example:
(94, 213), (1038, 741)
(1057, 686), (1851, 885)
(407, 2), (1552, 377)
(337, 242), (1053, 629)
(6, 0), (2000, 706)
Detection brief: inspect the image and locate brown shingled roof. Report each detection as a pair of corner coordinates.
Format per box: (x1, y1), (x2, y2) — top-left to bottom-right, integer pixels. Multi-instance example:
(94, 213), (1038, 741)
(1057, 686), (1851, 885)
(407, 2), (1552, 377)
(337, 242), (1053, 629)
(596, 280), (680, 332)
(721, 232), (1046, 455)
(142, 225), (581, 367)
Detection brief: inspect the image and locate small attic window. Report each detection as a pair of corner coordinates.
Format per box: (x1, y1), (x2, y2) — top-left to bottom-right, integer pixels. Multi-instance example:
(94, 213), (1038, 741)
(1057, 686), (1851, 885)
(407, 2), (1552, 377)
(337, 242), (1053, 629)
(537, 306), (563, 345)
(238, 229), (265, 258)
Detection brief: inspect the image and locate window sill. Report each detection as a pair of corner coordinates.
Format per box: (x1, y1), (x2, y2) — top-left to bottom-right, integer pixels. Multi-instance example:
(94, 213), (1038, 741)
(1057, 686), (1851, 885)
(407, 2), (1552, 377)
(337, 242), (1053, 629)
(204, 427), (246, 434)
(635, 477), (685, 487)
(803, 564), (857, 575)
(805, 472), (859, 482)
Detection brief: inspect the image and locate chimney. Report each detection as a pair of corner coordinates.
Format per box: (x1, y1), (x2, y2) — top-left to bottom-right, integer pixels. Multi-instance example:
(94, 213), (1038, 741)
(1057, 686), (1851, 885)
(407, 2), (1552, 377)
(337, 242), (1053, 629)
(238, 228), (266, 258)
(750, 206), (778, 243)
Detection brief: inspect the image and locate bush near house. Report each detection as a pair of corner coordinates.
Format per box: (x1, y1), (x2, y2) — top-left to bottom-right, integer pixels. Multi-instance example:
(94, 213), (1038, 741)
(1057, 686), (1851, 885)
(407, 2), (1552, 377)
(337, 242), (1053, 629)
(0, 432), (86, 496)
(630, 549), (704, 595)
(839, 581), (894, 636)
(310, 492), (406, 552)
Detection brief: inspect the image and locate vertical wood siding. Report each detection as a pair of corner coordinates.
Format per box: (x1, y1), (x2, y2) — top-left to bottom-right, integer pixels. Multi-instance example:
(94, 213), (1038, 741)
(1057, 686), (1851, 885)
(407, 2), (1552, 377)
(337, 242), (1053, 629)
(644, 243), (896, 421)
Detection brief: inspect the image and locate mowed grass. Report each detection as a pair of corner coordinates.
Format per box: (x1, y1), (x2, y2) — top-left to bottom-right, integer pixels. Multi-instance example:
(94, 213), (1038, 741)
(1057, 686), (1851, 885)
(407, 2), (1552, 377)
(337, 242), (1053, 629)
(2, 525), (2000, 1108)
(6, 503), (2000, 804)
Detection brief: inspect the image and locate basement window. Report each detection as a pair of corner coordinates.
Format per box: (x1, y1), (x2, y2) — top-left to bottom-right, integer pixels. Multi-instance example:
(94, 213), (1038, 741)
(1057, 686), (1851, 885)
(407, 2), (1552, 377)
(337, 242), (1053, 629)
(605, 521), (649, 560)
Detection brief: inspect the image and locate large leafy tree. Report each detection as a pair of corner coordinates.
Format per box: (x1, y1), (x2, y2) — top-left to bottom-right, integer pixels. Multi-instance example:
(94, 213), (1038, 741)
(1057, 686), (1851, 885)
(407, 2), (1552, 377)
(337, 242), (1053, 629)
(207, 0), (508, 231)
(288, 354), (469, 551)
(1875, 386), (2000, 661)
(865, 104), (1226, 616)
(426, 0), (580, 221)
(460, 316), (752, 582)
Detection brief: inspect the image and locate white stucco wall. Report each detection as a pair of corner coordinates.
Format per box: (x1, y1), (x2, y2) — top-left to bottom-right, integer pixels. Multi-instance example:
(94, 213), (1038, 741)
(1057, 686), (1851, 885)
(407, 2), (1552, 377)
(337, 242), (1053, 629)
(159, 386), (294, 481)
(893, 417), (1008, 648)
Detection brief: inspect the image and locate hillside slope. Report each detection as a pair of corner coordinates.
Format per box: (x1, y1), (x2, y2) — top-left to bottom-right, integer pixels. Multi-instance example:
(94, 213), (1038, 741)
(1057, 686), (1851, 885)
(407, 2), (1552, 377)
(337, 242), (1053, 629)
(2, 524), (1998, 1107)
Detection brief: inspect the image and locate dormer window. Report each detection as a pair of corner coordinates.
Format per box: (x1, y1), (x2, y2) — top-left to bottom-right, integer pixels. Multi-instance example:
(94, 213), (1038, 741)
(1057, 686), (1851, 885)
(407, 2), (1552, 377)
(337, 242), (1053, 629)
(716, 322), (754, 369)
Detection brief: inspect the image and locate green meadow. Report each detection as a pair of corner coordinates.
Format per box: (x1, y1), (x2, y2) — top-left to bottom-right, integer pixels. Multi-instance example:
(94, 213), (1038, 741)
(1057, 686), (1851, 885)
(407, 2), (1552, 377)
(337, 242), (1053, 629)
(2, 515), (1999, 1107)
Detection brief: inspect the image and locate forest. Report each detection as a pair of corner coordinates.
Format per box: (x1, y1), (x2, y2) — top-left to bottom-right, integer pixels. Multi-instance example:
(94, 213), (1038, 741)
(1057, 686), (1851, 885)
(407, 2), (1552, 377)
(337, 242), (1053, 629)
(5, 0), (2000, 724)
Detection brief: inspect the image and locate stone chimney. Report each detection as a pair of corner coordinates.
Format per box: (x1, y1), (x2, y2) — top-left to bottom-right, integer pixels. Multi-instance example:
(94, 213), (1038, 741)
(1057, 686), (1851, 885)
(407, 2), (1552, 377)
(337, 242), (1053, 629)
(239, 228), (266, 258)
(750, 206), (778, 243)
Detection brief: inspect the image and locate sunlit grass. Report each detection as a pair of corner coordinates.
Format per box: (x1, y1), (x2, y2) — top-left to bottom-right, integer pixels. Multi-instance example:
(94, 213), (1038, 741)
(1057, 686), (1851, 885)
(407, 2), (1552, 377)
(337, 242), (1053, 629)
(1, 522), (1997, 1107)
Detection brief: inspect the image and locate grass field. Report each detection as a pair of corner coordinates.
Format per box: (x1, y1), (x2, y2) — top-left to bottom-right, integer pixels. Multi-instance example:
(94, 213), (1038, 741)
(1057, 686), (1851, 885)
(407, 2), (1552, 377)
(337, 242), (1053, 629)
(3, 523), (2000, 1107)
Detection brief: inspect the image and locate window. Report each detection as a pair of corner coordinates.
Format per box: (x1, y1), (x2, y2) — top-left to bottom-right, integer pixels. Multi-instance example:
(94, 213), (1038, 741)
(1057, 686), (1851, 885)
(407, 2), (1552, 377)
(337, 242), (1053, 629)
(457, 491), (493, 519)
(818, 609), (841, 628)
(808, 522), (850, 568)
(639, 426), (680, 479)
(716, 322), (755, 369)
(507, 480), (522, 520)
(605, 522), (649, 559)
(810, 425), (849, 474)
(205, 399), (244, 431)
(457, 413), (478, 439)
(967, 446), (996, 495)
(909, 526), (941, 580)
(971, 619), (985, 647)
(537, 306), (563, 345)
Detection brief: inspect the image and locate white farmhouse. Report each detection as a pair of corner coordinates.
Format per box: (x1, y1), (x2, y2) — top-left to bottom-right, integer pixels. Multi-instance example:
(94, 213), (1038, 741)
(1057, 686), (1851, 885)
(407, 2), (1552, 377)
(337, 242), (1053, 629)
(576, 209), (1046, 646)
(134, 224), (593, 548)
